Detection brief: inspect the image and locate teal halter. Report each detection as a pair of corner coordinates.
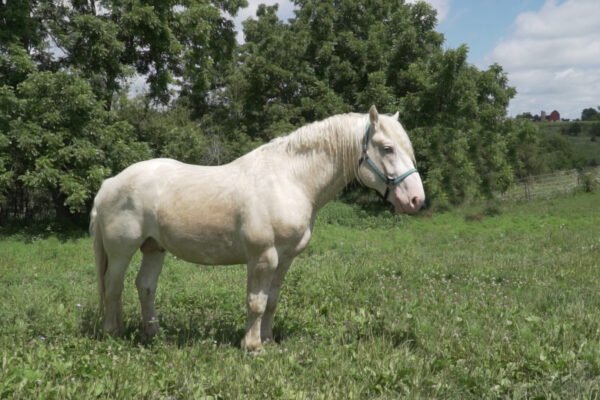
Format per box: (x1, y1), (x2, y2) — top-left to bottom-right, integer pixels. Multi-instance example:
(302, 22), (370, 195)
(359, 122), (418, 200)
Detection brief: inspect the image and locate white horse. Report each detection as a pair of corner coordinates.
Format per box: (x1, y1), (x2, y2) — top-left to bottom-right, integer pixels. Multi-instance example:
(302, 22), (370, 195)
(90, 106), (425, 352)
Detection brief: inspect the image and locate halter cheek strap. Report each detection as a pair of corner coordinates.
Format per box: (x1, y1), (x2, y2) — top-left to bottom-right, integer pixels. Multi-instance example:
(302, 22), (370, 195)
(358, 122), (418, 200)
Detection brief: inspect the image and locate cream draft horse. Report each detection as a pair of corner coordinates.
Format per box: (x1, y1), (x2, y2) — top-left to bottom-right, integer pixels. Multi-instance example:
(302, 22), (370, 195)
(90, 106), (425, 352)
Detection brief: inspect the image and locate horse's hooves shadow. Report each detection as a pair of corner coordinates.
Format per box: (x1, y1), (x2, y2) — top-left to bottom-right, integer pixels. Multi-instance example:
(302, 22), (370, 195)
(78, 306), (246, 348)
(79, 306), (104, 340)
(160, 321), (245, 348)
(79, 306), (413, 350)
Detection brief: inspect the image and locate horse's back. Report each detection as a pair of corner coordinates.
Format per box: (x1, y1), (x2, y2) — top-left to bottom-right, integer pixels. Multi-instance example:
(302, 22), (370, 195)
(94, 158), (180, 212)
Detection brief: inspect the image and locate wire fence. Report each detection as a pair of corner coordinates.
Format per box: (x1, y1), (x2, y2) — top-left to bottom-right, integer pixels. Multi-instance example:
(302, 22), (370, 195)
(498, 167), (600, 202)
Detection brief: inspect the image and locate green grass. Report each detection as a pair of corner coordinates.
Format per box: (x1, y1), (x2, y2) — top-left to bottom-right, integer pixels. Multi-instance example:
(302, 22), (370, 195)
(1, 191), (600, 398)
(538, 120), (600, 165)
(567, 135), (600, 165)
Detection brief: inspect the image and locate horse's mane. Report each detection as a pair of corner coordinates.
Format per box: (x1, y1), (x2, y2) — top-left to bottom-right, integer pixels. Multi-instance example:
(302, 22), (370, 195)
(262, 113), (365, 182)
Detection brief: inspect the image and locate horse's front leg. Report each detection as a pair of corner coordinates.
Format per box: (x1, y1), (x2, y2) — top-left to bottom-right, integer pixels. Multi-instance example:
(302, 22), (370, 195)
(242, 247), (278, 353)
(260, 257), (293, 343)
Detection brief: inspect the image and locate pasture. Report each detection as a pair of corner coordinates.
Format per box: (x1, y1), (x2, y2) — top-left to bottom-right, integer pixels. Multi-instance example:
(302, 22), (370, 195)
(1, 191), (600, 399)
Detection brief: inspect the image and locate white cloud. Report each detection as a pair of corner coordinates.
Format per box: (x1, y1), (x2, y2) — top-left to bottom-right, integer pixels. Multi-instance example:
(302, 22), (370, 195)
(489, 0), (600, 119)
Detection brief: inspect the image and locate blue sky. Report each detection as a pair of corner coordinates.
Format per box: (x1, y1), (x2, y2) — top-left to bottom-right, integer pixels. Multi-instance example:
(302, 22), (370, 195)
(236, 0), (600, 120)
(438, 0), (546, 67)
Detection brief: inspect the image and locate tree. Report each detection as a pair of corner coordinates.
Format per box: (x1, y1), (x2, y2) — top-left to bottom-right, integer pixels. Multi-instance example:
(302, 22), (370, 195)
(224, 4), (347, 140)
(581, 107), (600, 121)
(590, 123), (600, 139)
(541, 133), (583, 171)
(292, 0), (442, 111)
(10, 0), (246, 111)
(231, 0), (518, 204)
(402, 47), (516, 202)
(115, 97), (210, 164)
(0, 0), (245, 220)
(516, 112), (534, 120)
(505, 120), (545, 178)
(0, 70), (150, 219)
(563, 122), (581, 136)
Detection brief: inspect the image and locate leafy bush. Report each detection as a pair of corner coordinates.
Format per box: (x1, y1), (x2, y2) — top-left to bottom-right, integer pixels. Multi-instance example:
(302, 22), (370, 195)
(580, 171), (598, 193)
(0, 71), (150, 219)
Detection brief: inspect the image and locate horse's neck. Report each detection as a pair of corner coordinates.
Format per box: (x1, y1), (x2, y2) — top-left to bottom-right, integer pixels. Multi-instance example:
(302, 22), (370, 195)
(282, 115), (364, 209)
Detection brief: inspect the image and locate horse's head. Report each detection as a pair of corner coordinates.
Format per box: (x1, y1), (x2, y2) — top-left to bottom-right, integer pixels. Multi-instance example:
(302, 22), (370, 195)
(357, 106), (425, 214)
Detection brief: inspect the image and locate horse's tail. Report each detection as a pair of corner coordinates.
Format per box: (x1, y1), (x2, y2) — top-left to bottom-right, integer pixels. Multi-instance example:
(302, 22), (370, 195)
(90, 206), (107, 311)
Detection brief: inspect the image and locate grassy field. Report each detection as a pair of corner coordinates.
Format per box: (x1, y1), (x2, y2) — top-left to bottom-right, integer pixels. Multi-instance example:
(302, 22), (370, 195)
(1, 191), (600, 399)
(538, 120), (600, 165)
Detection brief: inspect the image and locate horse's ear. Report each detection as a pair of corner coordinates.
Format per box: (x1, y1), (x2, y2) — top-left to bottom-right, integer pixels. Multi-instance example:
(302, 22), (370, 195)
(392, 111), (399, 121)
(369, 105), (379, 127)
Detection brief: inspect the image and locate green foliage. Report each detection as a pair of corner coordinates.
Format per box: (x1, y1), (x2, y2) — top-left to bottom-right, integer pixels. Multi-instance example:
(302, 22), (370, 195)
(0, 70), (150, 217)
(1, 192), (600, 398)
(0, 0), (586, 219)
(505, 119), (546, 178)
(515, 112), (534, 120)
(580, 171), (598, 193)
(591, 122), (600, 138)
(541, 132), (584, 172)
(0, 43), (37, 88)
(581, 106), (600, 121)
(23, 0), (246, 110)
(227, 2), (518, 204)
(563, 122), (582, 136)
(116, 97), (208, 163)
(403, 48), (516, 203)
(228, 3), (349, 140)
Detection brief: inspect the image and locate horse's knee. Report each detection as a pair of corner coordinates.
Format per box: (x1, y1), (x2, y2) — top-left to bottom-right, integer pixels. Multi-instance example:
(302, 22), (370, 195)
(247, 292), (268, 315)
(265, 291), (280, 311)
(135, 274), (153, 294)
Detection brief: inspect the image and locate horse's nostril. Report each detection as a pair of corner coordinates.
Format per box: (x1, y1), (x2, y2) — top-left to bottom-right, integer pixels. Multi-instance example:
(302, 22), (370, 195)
(410, 196), (420, 209)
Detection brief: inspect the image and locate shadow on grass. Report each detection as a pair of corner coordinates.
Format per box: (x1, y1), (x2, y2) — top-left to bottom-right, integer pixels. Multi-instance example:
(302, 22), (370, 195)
(79, 303), (417, 351)
(78, 304), (246, 348)
(160, 318), (246, 348)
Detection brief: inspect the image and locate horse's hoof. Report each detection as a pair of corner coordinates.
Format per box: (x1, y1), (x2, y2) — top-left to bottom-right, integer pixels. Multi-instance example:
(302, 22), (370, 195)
(140, 319), (160, 343)
(241, 338), (264, 355)
(103, 323), (124, 337)
(248, 347), (265, 356)
(261, 336), (274, 344)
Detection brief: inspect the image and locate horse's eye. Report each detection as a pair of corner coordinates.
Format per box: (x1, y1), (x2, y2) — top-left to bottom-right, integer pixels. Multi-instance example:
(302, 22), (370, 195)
(383, 146), (394, 154)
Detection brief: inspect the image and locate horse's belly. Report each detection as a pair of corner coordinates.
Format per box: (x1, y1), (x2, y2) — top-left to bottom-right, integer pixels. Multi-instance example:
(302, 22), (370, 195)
(160, 228), (246, 265)
(156, 205), (246, 265)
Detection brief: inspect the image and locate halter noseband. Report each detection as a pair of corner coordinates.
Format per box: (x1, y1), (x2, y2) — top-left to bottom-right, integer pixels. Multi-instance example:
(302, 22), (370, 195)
(358, 122), (418, 201)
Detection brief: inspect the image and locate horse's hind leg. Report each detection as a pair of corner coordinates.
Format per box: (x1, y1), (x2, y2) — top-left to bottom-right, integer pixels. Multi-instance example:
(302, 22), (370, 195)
(103, 253), (134, 336)
(136, 238), (166, 341)
(102, 231), (141, 336)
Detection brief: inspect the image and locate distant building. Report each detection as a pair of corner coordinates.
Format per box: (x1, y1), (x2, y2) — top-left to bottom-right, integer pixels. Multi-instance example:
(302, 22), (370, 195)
(540, 110), (547, 121)
(548, 110), (560, 122)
